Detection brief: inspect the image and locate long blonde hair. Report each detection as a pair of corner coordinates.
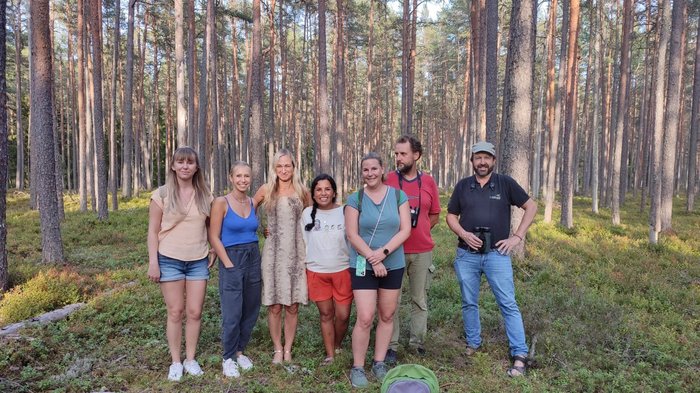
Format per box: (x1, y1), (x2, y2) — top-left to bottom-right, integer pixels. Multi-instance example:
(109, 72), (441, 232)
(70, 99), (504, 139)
(163, 146), (212, 215)
(262, 149), (306, 211)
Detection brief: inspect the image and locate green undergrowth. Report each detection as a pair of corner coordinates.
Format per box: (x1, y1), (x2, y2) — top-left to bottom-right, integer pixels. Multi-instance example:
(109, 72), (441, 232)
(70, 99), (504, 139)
(0, 191), (698, 392)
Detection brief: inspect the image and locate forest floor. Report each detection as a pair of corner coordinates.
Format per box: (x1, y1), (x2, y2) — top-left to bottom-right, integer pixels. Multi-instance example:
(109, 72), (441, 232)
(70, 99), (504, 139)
(0, 190), (699, 392)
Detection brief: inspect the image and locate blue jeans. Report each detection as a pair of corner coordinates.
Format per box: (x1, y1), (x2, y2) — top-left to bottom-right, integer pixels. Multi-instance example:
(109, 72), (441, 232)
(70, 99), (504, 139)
(453, 248), (528, 356)
(219, 242), (262, 360)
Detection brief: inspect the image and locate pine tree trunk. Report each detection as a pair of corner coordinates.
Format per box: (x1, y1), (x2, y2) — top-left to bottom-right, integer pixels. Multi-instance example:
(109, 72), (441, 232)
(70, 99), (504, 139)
(500, 0), (535, 257)
(687, 16), (700, 212)
(174, 0), (186, 146)
(659, 0), (686, 231)
(14, 0), (24, 190)
(611, 0), (633, 225)
(30, 0), (64, 262)
(560, 0), (580, 229)
(485, 0), (498, 142)
(543, 0), (564, 223)
(250, 0), (264, 190)
(334, 0), (346, 198)
(109, 0), (119, 210)
(649, 0), (671, 243)
(187, 0), (196, 147)
(121, 0), (134, 198)
(1, 0), (9, 290)
(197, 0), (210, 168)
(317, 0), (330, 173)
(89, 0), (108, 220)
(364, 0), (374, 139)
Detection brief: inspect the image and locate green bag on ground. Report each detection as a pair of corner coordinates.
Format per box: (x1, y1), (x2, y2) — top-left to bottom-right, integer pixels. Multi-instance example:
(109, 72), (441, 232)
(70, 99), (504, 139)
(380, 364), (439, 393)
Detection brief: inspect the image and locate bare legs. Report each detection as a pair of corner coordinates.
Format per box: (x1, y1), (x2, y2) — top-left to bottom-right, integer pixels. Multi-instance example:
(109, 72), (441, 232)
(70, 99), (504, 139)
(316, 299), (351, 359)
(268, 303), (300, 363)
(351, 289), (400, 368)
(161, 279), (207, 363)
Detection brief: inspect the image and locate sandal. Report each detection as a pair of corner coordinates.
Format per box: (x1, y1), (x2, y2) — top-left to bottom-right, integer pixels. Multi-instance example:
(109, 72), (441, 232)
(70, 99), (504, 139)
(321, 356), (334, 366)
(507, 355), (528, 377)
(272, 349), (283, 365)
(283, 350), (292, 363)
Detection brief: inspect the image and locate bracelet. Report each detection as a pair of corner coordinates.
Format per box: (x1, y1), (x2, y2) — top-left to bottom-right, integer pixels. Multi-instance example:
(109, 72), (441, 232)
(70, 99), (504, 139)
(513, 234), (523, 241)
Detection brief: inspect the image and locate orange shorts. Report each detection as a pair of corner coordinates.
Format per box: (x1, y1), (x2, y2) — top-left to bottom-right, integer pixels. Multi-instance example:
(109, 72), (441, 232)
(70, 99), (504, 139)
(306, 269), (354, 305)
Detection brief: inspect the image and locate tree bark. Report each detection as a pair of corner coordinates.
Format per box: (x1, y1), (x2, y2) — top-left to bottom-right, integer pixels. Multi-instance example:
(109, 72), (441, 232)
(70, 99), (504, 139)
(317, 0), (330, 173)
(0, 0), (8, 290)
(659, 0), (686, 231)
(14, 0), (24, 190)
(687, 16), (700, 212)
(197, 0), (210, 168)
(485, 0), (498, 142)
(175, 0), (186, 146)
(30, 0), (64, 262)
(500, 0), (535, 257)
(121, 0), (135, 198)
(250, 0), (264, 190)
(610, 0), (633, 225)
(364, 0), (374, 139)
(334, 0), (346, 198)
(649, 0), (671, 243)
(543, 0), (564, 223)
(187, 0), (196, 147)
(560, 0), (580, 229)
(109, 0), (120, 210)
(89, 0), (108, 220)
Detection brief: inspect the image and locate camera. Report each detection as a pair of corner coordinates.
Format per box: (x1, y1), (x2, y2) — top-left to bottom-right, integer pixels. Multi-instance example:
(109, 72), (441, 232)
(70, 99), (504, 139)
(473, 226), (491, 254)
(410, 206), (420, 228)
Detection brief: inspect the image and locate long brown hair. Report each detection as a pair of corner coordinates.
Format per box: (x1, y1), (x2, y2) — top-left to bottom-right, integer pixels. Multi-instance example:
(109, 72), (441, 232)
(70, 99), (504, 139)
(162, 146), (212, 215)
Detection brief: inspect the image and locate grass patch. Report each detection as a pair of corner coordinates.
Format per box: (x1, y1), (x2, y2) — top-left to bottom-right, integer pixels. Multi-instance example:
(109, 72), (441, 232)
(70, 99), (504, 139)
(0, 191), (698, 391)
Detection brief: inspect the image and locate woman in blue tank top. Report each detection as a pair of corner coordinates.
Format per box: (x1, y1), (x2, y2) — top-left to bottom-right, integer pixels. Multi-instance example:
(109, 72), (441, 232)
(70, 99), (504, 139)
(209, 161), (262, 378)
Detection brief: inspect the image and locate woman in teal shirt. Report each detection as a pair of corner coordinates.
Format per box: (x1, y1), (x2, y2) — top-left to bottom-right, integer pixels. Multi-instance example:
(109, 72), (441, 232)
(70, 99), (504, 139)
(344, 152), (411, 388)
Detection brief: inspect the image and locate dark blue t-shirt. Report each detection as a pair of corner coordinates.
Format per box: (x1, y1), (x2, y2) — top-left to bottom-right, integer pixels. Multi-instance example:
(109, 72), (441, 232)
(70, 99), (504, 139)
(447, 173), (529, 248)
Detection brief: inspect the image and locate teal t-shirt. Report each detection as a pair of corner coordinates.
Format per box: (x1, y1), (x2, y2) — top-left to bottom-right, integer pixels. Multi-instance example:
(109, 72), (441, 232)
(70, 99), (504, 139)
(346, 186), (408, 271)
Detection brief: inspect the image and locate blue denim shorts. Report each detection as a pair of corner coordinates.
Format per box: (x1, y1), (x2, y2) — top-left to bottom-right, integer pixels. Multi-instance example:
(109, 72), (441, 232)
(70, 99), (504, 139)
(158, 253), (210, 282)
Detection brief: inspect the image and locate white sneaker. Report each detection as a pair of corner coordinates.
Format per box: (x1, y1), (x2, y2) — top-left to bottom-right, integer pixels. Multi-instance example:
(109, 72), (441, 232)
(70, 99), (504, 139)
(236, 354), (254, 371)
(168, 362), (183, 381)
(222, 358), (240, 378)
(183, 359), (204, 376)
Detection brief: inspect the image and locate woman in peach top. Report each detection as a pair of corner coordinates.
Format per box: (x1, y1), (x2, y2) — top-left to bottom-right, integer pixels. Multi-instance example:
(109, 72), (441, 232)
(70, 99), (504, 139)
(147, 146), (213, 381)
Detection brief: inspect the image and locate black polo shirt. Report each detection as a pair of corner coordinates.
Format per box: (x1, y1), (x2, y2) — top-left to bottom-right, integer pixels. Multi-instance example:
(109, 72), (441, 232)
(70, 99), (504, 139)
(447, 173), (530, 249)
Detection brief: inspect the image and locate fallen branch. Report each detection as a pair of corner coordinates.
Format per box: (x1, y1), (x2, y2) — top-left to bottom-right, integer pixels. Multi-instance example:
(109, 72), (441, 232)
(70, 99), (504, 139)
(0, 303), (87, 338)
(0, 281), (137, 339)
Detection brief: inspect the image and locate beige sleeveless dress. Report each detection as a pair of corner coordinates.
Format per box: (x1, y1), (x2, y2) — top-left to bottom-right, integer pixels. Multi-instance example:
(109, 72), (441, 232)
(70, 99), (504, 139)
(261, 195), (308, 306)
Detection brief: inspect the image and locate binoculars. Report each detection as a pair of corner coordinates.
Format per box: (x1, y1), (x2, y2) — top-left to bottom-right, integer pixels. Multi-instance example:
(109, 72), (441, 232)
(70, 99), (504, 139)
(410, 206), (420, 228)
(472, 226), (492, 254)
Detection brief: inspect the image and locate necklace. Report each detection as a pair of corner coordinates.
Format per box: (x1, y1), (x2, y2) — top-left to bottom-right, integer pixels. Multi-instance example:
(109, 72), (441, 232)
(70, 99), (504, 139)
(231, 194), (248, 204)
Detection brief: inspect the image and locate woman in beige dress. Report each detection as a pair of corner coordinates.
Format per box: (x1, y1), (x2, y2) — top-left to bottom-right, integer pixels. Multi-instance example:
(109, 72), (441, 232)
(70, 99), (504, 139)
(253, 149), (311, 364)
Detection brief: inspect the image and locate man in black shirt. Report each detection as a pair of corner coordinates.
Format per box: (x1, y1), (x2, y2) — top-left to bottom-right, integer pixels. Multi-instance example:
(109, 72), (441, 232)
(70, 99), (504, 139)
(446, 141), (537, 377)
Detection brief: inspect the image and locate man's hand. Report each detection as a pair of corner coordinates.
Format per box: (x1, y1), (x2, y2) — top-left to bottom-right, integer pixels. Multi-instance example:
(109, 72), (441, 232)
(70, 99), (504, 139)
(495, 236), (521, 255)
(461, 231), (483, 251)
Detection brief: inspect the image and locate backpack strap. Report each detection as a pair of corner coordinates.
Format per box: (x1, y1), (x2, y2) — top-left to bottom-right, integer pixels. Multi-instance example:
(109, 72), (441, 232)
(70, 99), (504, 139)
(357, 186), (401, 216)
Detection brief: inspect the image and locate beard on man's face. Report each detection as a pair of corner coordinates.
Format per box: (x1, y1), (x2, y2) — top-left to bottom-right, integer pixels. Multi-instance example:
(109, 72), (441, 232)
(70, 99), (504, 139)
(398, 161), (414, 175)
(473, 162), (494, 177)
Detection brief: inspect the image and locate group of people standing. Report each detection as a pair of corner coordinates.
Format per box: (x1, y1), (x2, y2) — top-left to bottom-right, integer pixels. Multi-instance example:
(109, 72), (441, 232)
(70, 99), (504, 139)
(146, 135), (537, 388)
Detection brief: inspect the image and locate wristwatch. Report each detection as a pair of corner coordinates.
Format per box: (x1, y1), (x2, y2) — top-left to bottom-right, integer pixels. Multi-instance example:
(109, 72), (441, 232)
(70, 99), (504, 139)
(383, 248), (390, 256)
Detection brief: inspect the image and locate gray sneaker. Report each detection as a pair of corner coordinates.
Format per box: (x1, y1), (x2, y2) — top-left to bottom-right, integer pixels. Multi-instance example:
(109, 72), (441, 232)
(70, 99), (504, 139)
(350, 367), (369, 388)
(385, 348), (398, 364)
(371, 361), (388, 382)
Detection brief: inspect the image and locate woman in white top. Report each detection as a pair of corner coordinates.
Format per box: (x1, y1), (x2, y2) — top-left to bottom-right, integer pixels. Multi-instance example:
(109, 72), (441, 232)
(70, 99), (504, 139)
(301, 174), (352, 365)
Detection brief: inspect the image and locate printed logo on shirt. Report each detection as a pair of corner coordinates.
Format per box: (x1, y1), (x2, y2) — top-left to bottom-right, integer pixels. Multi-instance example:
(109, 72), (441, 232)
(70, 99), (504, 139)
(490, 194), (502, 200)
(313, 219), (344, 232)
